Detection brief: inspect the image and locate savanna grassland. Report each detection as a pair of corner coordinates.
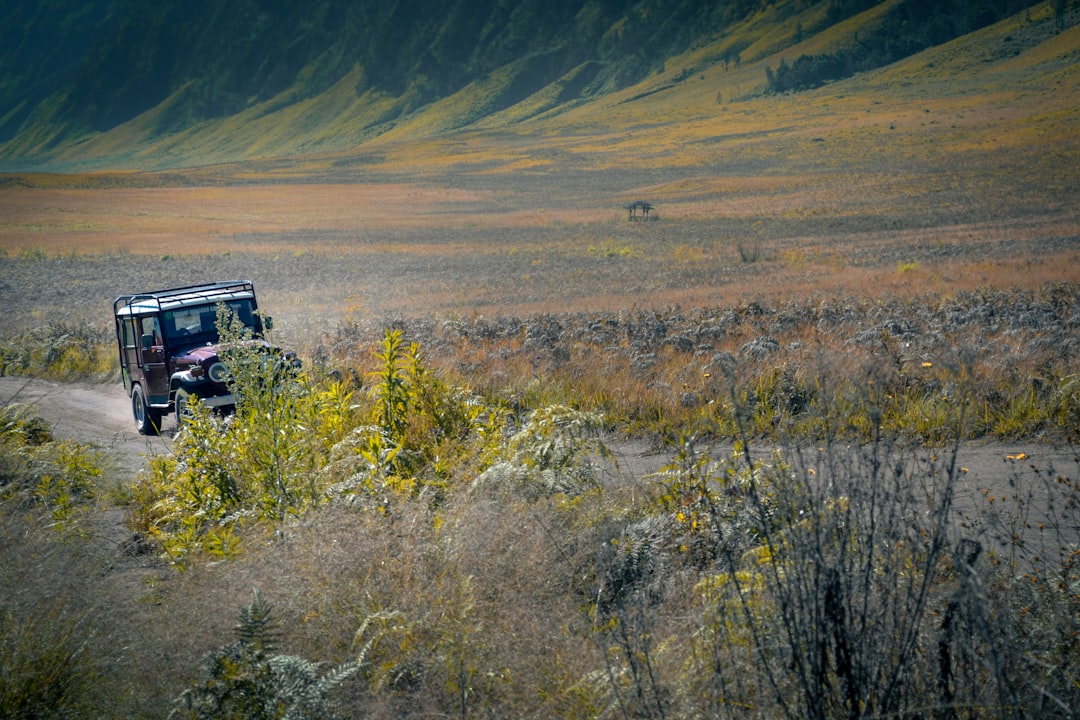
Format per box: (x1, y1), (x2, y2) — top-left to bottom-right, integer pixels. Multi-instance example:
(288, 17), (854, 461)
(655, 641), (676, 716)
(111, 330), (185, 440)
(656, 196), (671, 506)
(2, 6), (1080, 719)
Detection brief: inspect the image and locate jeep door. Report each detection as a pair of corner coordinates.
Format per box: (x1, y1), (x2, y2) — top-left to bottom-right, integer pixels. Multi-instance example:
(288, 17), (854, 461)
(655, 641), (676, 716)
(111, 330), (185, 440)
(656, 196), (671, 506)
(132, 314), (170, 404)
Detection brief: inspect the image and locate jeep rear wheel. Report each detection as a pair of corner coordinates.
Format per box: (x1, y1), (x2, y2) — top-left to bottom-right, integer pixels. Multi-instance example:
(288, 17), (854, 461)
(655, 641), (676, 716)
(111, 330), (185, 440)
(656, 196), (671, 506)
(132, 384), (162, 436)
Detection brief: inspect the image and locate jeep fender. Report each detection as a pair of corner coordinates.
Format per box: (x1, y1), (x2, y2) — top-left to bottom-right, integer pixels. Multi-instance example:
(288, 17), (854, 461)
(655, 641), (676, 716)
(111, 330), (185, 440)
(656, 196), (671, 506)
(170, 371), (201, 400)
(170, 372), (236, 410)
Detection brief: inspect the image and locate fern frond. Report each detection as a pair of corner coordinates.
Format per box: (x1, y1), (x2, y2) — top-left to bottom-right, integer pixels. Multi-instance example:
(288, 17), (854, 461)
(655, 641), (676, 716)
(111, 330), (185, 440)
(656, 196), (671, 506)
(235, 587), (280, 655)
(170, 589), (364, 720)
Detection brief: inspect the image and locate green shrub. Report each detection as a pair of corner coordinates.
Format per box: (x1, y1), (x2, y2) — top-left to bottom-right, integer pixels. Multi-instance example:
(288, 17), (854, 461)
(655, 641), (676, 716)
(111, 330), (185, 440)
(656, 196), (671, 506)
(371, 328), (498, 485)
(135, 324), (507, 563)
(215, 304), (314, 520)
(131, 307), (322, 564)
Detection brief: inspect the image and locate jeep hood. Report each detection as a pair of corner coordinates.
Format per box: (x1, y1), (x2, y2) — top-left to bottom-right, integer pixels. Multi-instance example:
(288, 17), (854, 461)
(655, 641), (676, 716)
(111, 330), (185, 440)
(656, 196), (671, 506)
(173, 344), (222, 363)
(170, 339), (269, 364)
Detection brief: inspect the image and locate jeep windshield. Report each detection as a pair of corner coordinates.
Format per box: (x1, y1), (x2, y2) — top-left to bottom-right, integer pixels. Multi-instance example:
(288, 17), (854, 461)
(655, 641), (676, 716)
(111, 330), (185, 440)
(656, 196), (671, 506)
(162, 299), (261, 345)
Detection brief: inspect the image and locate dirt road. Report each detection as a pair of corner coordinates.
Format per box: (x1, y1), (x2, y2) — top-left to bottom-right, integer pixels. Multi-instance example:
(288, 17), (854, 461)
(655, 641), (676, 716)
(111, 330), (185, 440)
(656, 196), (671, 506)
(2, 375), (1078, 550)
(0, 376), (174, 477)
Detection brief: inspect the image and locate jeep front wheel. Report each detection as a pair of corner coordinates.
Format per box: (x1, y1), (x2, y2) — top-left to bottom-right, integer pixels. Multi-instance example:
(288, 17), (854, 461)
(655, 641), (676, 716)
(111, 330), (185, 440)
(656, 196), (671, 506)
(132, 384), (162, 436)
(175, 389), (193, 429)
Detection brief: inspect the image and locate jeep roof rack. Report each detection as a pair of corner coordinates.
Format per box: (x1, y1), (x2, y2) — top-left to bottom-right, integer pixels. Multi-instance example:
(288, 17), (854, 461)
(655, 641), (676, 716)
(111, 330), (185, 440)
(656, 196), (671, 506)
(114, 280), (256, 316)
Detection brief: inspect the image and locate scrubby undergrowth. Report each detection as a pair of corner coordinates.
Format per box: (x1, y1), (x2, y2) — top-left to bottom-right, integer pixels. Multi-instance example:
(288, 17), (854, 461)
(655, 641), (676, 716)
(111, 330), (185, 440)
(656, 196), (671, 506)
(5, 283), (1077, 444)
(2, 283), (1079, 718)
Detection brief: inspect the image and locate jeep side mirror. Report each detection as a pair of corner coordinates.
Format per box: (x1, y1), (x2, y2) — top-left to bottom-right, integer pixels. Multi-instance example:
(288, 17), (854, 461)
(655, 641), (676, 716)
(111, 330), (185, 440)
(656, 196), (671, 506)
(263, 316), (274, 331)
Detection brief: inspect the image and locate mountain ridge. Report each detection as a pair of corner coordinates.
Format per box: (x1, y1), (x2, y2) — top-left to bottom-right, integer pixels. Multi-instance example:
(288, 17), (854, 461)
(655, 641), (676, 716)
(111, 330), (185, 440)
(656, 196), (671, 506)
(0, 0), (1072, 171)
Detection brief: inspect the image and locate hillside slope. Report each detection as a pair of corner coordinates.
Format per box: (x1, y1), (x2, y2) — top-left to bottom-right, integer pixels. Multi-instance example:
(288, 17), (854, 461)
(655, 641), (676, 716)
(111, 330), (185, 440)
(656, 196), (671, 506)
(0, 0), (1072, 171)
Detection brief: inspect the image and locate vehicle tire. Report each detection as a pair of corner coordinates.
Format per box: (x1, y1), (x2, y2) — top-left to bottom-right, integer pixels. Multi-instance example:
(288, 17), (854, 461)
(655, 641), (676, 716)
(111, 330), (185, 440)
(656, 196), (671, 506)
(132, 384), (162, 436)
(174, 389), (193, 429)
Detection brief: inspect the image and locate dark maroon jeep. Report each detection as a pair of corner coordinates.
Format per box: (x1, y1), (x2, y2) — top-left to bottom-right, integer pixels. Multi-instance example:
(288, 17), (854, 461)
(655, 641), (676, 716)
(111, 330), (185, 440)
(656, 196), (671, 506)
(113, 280), (274, 435)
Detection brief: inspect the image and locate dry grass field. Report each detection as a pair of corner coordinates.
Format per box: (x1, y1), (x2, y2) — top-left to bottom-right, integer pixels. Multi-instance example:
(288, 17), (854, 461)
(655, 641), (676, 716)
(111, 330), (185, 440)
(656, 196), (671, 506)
(1, 156), (1076, 341)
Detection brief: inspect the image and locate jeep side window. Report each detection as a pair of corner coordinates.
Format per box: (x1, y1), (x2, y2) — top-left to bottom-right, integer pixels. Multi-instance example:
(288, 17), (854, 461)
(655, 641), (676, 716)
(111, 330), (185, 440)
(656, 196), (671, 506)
(141, 316), (162, 347)
(121, 318), (137, 348)
(200, 310), (217, 334)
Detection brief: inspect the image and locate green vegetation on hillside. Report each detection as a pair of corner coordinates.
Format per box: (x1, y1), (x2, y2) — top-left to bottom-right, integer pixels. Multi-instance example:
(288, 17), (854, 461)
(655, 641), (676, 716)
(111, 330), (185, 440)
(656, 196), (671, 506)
(0, 0), (122, 143)
(766, 0), (1061, 93)
(5, 0), (776, 153)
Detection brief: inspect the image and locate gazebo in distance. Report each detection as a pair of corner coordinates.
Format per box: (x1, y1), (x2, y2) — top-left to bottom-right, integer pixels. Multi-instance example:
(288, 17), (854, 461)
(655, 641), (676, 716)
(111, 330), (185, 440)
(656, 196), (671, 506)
(625, 200), (655, 221)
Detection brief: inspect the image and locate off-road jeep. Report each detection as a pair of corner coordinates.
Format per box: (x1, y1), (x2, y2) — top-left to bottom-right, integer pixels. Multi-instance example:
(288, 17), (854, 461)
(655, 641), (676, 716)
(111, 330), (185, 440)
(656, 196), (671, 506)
(113, 280), (281, 435)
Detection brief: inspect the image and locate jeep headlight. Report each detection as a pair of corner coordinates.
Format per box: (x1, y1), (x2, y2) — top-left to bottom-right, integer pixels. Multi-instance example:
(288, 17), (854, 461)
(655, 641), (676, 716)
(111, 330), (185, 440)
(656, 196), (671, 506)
(207, 362), (228, 384)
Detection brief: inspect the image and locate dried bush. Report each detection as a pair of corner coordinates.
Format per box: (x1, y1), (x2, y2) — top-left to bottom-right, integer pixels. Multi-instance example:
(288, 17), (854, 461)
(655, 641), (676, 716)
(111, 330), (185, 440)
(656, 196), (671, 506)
(0, 322), (116, 381)
(5, 286), (1079, 719)
(0, 507), (108, 718)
